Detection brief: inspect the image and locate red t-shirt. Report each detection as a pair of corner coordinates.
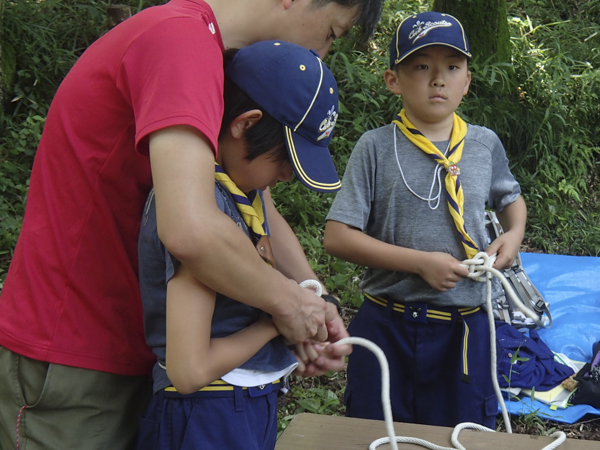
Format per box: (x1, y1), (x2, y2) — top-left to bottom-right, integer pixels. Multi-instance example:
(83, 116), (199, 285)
(0, 0), (224, 376)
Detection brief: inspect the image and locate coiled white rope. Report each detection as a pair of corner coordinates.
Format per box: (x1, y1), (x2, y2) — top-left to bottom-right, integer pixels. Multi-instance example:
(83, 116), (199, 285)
(319, 251), (567, 450)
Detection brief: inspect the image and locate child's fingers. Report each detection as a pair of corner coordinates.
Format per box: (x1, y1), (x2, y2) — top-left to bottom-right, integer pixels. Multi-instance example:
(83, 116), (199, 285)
(312, 354), (346, 372)
(290, 354), (306, 375)
(293, 343), (309, 365)
(303, 341), (320, 362)
(324, 342), (352, 358)
(455, 263), (469, 277)
(493, 251), (515, 270)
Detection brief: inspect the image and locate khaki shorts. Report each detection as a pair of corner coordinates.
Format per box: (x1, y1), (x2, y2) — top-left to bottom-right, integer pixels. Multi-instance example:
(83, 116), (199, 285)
(0, 346), (152, 450)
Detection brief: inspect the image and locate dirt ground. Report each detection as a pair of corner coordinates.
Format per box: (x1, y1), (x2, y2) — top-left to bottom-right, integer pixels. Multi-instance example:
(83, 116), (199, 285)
(517, 418), (600, 441)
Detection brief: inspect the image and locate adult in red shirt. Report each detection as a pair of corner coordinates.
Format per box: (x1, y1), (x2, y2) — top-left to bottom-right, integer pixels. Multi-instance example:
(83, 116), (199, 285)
(0, 0), (382, 448)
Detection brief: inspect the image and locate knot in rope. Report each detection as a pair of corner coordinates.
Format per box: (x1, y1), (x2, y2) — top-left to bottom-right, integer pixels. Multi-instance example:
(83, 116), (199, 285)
(461, 251), (496, 281)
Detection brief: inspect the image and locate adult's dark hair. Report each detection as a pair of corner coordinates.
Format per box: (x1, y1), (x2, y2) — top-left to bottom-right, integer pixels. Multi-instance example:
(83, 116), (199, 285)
(220, 49), (287, 163)
(312, 0), (383, 44)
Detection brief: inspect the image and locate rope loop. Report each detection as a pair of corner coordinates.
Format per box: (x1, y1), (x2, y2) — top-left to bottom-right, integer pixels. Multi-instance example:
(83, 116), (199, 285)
(299, 279), (323, 296)
(461, 251), (494, 281)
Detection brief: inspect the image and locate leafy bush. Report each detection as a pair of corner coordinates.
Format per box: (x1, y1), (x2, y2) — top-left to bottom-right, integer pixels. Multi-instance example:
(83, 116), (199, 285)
(460, 1), (600, 255)
(277, 372), (346, 437)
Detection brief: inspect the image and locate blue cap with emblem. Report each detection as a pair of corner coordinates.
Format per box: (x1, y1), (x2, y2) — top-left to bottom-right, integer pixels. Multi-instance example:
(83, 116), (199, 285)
(389, 11), (471, 69)
(225, 40), (341, 193)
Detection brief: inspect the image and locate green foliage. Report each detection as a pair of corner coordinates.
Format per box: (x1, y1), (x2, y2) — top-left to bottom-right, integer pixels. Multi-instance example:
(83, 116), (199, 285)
(501, 347), (530, 396)
(0, 113), (43, 256)
(459, 1), (600, 255)
(270, 183), (364, 306)
(277, 373), (345, 437)
(0, 40), (17, 99)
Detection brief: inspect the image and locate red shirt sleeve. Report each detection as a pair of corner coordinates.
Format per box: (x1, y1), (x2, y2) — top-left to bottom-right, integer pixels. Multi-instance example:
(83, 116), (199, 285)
(117, 16), (225, 156)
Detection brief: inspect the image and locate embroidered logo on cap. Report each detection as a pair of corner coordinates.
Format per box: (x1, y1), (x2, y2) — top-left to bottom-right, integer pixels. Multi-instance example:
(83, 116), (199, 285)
(408, 19), (452, 43)
(208, 23), (216, 34)
(317, 106), (338, 142)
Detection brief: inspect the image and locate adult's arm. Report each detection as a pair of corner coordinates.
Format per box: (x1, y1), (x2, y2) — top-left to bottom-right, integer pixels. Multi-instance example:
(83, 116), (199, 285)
(262, 188), (326, 291)
(149, 125), (328, 343)
(324, 220), (468, 292)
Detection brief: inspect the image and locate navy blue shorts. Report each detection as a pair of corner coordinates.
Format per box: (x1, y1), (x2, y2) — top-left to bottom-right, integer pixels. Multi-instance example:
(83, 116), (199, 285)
(344, 296), (497, 428)
(136, 382), (280, 450)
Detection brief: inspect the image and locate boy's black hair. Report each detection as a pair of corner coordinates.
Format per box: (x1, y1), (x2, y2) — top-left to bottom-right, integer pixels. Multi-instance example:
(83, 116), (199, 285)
(312, 0), (383, 44)
(220, 49), (287, 163)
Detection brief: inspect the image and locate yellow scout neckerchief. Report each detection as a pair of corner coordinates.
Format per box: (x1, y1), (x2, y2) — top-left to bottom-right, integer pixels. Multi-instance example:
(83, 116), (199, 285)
(392, 109), (479, 259)
(214, 162), (275, 267)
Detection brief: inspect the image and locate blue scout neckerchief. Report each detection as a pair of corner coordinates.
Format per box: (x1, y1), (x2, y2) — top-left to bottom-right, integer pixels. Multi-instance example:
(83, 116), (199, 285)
(392, 109), (479, 259)
(214, 162), (275, 267)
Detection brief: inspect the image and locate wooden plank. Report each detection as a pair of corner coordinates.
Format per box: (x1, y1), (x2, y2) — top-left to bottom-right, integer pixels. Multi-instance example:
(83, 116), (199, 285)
(276, 413), (599, 450)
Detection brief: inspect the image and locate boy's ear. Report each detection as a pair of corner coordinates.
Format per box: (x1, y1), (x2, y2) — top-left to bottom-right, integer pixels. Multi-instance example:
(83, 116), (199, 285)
(281, 0), (294, 10)
(463, 70), (472, 96)
(230, 109), (264, 139)
(384, 68), (402, 96)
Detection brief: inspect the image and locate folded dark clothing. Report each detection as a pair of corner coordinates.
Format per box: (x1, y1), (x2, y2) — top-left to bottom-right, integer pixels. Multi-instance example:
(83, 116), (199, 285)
(496, 321), (574, 390)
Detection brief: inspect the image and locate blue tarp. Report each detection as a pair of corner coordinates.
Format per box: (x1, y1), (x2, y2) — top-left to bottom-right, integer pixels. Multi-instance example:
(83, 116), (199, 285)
(498, 253), (600, 423)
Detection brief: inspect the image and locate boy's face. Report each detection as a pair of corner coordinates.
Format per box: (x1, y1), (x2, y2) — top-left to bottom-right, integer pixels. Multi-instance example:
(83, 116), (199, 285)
(385, 46), (471, 127)
(272, 0), (360, 58)
(223, 148), (294, 194)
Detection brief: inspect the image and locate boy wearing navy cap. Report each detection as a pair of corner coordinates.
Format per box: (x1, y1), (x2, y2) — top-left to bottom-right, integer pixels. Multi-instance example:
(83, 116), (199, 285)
(324, 12), (527, 428)
(137, 41), (342, 449)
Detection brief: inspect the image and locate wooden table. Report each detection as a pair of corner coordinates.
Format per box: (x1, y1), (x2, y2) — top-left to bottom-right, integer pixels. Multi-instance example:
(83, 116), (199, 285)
(276, 413), (599, 449)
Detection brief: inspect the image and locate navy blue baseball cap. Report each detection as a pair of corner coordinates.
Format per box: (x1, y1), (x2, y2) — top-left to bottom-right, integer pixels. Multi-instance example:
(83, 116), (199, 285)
(389, 11), (471, 69)
(226, 41), (341, 193)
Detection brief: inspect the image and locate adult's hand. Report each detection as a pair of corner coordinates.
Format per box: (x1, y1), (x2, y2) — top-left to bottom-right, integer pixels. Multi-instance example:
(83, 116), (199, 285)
(271, 282), (329, 344)
(291, 303), (352, 376)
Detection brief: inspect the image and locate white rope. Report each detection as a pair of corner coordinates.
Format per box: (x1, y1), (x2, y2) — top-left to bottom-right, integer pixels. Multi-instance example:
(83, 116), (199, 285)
(299, 279), (323, 296)
(393, 125), (447, 210)
(464, 253), (513, 434)
(330, 252), (566, 450)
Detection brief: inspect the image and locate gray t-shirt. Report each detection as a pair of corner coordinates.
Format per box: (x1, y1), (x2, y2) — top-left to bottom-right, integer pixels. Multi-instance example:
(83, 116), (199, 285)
(326, 123), (521, 307)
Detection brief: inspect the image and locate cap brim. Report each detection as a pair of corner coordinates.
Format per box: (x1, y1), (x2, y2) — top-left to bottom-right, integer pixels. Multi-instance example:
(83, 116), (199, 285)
(284, 126), (341, 193)
(394, 42), (472, 67)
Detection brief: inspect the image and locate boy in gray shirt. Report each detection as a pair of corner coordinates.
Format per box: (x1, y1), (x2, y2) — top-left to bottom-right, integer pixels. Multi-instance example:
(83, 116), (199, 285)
(324, 11), (527, 428)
